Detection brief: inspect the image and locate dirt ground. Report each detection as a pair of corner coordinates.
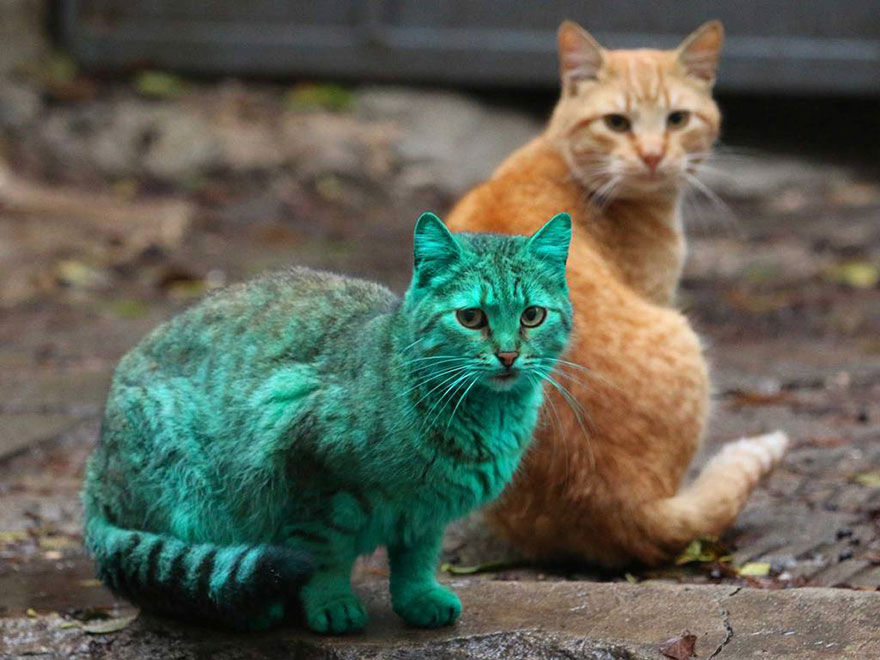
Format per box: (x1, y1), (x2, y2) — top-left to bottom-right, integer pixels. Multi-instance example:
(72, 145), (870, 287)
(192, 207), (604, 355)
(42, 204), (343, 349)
(0, 75), (878, 640)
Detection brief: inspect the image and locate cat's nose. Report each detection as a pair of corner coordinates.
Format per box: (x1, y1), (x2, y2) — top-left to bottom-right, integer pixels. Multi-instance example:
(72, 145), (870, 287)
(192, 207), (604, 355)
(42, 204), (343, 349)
(641, 152), (664, 172)
(496, 351), (519, 369)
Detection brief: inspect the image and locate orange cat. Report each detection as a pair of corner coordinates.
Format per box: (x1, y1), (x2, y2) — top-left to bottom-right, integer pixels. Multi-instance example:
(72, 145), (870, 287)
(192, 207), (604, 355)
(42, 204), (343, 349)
(446, 20), (788, 566)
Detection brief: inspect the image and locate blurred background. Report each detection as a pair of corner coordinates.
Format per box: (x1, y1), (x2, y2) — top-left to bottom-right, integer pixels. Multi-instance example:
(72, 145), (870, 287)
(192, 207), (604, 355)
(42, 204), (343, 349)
(0, 0), (878, 638)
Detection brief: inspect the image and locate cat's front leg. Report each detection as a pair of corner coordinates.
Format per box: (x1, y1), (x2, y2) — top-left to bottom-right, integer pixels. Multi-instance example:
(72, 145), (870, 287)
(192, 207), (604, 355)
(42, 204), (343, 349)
(388, 529), (461, 628)
(296, 537), (366, 634)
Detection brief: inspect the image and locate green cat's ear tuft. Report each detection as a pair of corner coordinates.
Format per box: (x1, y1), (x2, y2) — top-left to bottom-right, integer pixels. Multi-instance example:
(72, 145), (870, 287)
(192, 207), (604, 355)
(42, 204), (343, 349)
(413, 212), (461, 276)
(528, 212), (572, 267)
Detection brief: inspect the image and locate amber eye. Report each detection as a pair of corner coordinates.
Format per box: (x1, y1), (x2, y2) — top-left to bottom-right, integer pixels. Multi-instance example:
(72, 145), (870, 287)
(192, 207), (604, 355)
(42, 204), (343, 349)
(520, 306), (547, 328)
(456, 308), (487, 329)
(667, 110), (690, 129)
(603, 114), (631, 133)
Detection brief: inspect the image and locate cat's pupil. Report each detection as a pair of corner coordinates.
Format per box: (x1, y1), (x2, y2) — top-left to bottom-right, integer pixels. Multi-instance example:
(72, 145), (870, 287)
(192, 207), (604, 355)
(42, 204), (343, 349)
(667, 110), (690, 129)
(456, 308), (487, 329)
(604, 114), (631, 133)
(521, 306), (547, 327)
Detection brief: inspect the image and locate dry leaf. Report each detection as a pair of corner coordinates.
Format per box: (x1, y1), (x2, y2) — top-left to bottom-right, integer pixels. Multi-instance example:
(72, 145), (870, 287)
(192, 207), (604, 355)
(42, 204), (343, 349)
(135, 71), (185, 99)
(676, 537), (733, 565)
(660, 632), (697, 659)
(731, 390), (791, 407)
(82, 613), (138, 635)
(824, 261), (880, 289)
(440, 559), (528, 575)
(739, 562), (771, 577)
(854, 471), (880, 488)
(77, 579), (104, 588)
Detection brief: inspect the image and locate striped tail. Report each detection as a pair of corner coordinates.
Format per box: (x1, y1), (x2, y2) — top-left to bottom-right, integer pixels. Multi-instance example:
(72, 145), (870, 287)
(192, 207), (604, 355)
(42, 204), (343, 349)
(85, 516), (313, 631)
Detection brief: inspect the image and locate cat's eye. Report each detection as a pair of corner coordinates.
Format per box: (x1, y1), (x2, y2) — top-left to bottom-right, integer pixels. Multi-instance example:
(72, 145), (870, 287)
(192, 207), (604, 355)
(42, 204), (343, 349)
(456, 308), (487, 329)
(603, 114), (631, 133)
(667, 110), (690, 129)
(520, 306), (547, 328)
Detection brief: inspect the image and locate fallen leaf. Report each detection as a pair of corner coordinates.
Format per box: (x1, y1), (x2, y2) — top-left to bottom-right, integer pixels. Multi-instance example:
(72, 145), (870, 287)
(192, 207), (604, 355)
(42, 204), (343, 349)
(660, 632), (697, 659)
(823, 261), (880, 290)
(106, 299), (150, 319)
(0, 531), (29, 544)
(66, 607), (112, 622)
(440, 559), (528, 575)
(284, 83), (353, 112)
(55, 260), (112, 291)
(739, 562), (771, 577)
(82, 614), (138, 634)
(39, 535), (78, 550)
(135, 71), (185, 99)
(34, 51), (98, 101)
(676, 537), (733, 565)
(77, 579), (104, 588)
(730, 389), (791, 407)
(853, 471), (880, 488)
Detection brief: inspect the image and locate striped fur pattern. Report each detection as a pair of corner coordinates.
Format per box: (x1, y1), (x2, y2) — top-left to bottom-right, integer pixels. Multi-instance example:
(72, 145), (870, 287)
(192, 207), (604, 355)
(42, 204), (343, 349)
(85, 517), (308, 629)
(83, 212), (572, 632)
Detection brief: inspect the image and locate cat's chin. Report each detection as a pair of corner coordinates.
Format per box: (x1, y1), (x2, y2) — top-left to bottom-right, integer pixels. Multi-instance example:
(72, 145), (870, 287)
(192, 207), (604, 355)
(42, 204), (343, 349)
(605, 177), (681, 200)
(484, 372), (528, 393)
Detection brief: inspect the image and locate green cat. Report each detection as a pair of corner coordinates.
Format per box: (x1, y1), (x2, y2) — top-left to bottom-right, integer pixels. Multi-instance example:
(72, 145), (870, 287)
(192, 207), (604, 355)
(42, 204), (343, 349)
(82, 211), (573, 633)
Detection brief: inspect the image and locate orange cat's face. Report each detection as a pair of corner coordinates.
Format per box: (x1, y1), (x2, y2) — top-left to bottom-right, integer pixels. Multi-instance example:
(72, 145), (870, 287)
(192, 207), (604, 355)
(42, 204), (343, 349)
(547, 21), (723, 200)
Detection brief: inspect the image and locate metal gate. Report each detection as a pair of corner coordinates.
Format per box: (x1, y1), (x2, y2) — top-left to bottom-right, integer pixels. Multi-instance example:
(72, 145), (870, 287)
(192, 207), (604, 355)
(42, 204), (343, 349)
(60, 1), (880, 94)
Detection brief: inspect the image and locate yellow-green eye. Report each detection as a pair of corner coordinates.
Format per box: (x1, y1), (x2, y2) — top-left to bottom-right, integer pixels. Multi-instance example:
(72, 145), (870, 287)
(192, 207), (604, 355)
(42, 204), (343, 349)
(456, 308), (487, 329)
(667, 110), (690, 129)
(603, 114), (631, 133)
(521, 306), (547, 328)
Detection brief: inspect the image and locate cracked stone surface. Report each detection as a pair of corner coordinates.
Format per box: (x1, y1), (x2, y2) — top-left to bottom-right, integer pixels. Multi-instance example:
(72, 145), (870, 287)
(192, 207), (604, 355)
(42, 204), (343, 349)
(1, 78), (878, 655)
(2, 582), (878, 659)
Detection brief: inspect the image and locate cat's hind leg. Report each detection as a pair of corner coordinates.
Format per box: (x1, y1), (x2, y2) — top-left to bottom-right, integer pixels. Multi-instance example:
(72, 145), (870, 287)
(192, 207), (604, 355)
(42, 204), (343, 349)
(286, 492), (370, 634)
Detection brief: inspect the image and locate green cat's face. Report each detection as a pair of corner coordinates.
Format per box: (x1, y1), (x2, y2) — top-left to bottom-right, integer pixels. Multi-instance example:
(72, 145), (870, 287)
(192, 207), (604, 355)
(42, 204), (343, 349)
(405, 212), (572, 394)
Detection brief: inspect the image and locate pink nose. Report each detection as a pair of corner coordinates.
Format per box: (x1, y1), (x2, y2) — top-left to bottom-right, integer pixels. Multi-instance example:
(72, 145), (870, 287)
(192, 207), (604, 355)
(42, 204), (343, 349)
(496, 352), (519, 369)
(641, 152), (664, 172)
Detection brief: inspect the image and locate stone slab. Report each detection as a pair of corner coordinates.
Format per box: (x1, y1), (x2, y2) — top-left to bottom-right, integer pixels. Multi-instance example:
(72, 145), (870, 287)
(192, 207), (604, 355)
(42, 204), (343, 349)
(2, 580), (878, 659)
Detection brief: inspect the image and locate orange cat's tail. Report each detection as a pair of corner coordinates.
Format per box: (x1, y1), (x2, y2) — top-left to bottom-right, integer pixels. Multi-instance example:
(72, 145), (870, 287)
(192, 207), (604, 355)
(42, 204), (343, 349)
(633, 431), (789, 564)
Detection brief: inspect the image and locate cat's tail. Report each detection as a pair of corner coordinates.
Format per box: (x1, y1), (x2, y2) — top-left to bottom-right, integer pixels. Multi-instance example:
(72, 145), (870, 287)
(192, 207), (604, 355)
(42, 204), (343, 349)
(631, 431), (789, 565)
(84, 516), (313, 630)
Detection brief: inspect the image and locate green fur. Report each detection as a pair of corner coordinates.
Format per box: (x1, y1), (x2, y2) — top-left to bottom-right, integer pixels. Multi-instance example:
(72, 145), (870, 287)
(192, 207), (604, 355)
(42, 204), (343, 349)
(82, 212), (572, 633)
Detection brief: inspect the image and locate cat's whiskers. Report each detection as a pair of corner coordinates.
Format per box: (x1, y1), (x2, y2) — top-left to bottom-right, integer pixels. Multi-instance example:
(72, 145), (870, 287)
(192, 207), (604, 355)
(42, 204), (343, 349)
(444, 373), (482, 432)
(681, 169), (742, 238)
(535, 369), (597, 474)
(419, 370), (475, 436)
(527, 371), (572, 487)
(533, 357), (623, 395)
(400, 337), (425, 354)
(400, 363), (473, 397)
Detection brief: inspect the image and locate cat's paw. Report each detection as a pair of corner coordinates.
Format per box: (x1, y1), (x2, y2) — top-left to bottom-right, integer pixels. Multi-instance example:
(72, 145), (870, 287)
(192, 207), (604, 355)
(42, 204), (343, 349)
(305, 594), (368, 635)
(394, 584), (461, 628)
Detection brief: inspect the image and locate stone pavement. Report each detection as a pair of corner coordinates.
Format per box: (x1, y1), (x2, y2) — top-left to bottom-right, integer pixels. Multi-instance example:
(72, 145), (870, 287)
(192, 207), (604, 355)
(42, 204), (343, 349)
(0, 82), (878, 656)
(2, 581), (878, 659)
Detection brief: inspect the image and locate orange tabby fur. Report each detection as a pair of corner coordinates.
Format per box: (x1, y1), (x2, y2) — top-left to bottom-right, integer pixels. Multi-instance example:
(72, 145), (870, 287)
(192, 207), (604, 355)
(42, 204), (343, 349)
(446, 20), (787, 566)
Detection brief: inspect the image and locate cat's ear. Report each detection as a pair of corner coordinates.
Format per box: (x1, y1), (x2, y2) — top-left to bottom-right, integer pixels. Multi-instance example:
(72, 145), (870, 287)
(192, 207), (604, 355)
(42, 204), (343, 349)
(413, 212), (461, 277)
(528, 212), (571, 267)
(557, 21), (604, 93)
(677, 20), (724, 84)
